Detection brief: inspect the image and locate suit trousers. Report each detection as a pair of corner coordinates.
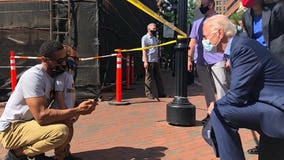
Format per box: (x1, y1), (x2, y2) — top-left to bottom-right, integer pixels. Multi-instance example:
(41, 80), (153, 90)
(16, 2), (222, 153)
(144, 62), (165, 96)
(211, 102), (284, 160)
(0, 120), (69, 157)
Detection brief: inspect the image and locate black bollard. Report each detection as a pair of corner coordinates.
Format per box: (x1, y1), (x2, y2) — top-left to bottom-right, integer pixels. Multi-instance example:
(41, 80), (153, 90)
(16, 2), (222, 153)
(166, 0), (196, 126)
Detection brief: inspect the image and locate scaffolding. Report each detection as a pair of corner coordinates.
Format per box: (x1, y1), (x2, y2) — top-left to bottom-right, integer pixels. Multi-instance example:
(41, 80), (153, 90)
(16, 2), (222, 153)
(0, 0), (72, 43)
(49, 0), (72, 44)
(0, 0), (100, 101)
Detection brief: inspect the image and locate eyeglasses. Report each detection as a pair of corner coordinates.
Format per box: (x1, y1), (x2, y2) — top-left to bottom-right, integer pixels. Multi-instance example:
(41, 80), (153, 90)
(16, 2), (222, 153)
(56, 55), (68, 64)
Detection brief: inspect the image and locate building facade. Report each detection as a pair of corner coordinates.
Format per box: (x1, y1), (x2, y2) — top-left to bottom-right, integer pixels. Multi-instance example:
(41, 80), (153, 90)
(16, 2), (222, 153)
(215, 0), (227, 14)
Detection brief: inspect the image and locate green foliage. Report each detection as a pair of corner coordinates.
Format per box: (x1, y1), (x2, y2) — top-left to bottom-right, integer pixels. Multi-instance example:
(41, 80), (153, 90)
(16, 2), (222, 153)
(159, 0), (197, 25)
(188, 0), (198, 24)
(229, 12), (244, 25)
(157, 0), (198, 63)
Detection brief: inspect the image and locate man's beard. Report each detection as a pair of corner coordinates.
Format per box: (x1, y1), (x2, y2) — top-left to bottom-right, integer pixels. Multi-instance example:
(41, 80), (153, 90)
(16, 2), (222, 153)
(51, 65), (66, 77)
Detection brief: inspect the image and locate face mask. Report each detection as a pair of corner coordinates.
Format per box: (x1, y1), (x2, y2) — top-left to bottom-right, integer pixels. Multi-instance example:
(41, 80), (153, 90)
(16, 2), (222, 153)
(202, 39), (217, 52)
(66, 59), (78, 71)
(150, 30), (157, 36)
(52, 65), (66, 77)
(236, 25), (243, 32)
(199, 5), (209, 14)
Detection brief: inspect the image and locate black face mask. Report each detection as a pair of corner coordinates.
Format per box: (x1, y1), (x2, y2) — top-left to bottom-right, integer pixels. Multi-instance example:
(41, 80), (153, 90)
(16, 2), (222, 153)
(150, 30), (157, 36)
(199, 5), (209, 14)
(52, 65), (66, 77)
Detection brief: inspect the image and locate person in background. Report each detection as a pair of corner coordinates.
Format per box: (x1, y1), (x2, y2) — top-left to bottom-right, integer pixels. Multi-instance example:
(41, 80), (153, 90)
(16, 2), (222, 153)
(242, 0), (284, 62)
(229, 16), (245, 35)
(52, 45), (81, 160)
(187, 0), (229, 123)
(205, 14), (284, 160)
(0, 40), (97, 160)
(141, 23), (166, 99)
(242, 0), (284, 153)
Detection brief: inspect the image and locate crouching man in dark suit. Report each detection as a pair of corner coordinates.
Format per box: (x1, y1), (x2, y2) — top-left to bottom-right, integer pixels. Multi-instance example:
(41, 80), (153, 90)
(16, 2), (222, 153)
(203, 14), (284, 160)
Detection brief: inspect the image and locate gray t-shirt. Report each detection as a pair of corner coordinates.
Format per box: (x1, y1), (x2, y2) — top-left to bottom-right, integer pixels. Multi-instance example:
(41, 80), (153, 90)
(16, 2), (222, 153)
(0, 64), (54, 131)
(141, 33), (159, 62)
(52, 72), (75, 109)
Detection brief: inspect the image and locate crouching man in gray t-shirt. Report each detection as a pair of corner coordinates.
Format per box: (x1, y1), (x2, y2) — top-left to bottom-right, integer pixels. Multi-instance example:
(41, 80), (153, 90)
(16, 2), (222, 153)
(0, 40), (97, 160)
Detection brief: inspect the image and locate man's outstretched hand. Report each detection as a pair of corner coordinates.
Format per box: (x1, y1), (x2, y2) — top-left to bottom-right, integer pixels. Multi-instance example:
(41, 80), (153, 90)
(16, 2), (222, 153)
(77, 99), (97, 115)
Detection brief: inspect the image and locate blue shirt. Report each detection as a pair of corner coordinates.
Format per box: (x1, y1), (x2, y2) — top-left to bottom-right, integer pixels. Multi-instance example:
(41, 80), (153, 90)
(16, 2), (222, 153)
(253, 15), (267, 47)
(224, 37), (234, 57)
(141, 33), (159, 62)
(224, 37), (234, 65)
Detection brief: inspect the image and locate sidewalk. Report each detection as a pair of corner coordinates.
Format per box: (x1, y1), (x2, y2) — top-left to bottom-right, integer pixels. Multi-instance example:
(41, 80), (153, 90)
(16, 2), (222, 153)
(0, 69), (258, 160)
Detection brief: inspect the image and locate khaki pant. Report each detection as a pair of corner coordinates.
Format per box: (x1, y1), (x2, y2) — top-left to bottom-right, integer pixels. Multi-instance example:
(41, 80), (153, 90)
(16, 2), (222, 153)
(196, 61), (229, 107)
(145, 62), (165, 96)
(54, 120), (74, 160)
(0, 120), (69, 157)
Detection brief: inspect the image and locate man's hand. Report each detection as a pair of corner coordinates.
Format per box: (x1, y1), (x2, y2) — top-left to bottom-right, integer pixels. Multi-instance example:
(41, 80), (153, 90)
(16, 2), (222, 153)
(187, 39), (196, 72)
(188, 60), (193, 72)
(144, 62), (148, 69)
(208, 102), (215, 115)
(225, 60), (230, 70)
(77, 99), (97, 115)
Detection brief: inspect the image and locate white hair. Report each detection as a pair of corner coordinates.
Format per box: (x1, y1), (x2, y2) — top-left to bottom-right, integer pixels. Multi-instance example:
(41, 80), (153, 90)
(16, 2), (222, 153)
(147, 23), (156, 30)
(204, 14), (237, 37)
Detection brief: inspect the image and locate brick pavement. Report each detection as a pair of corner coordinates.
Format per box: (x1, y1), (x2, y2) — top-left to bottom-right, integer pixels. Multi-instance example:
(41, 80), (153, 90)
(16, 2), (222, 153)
(0, 69), (259, 160)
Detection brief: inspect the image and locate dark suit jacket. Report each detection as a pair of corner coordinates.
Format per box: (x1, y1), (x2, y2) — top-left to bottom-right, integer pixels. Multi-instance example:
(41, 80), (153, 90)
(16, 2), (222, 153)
(217, 36), (284, 112)
(242, 2), (284, 61)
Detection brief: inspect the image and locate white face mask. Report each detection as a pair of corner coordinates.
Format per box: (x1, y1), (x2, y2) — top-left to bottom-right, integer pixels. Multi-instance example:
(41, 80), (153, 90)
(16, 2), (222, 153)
(202, 31), (222, 53)
(202, 39), (218, 52)
(236, 25), (243, 32)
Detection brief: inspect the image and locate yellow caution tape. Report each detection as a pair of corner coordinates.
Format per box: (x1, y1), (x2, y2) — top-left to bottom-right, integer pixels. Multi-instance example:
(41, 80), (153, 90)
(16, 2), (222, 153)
(115, 40), (177, 52)
(127, 0), (187, 38)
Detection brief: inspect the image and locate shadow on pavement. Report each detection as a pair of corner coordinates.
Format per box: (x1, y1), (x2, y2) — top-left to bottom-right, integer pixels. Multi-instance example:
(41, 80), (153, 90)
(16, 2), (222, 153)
(72, 146), (168, 160)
